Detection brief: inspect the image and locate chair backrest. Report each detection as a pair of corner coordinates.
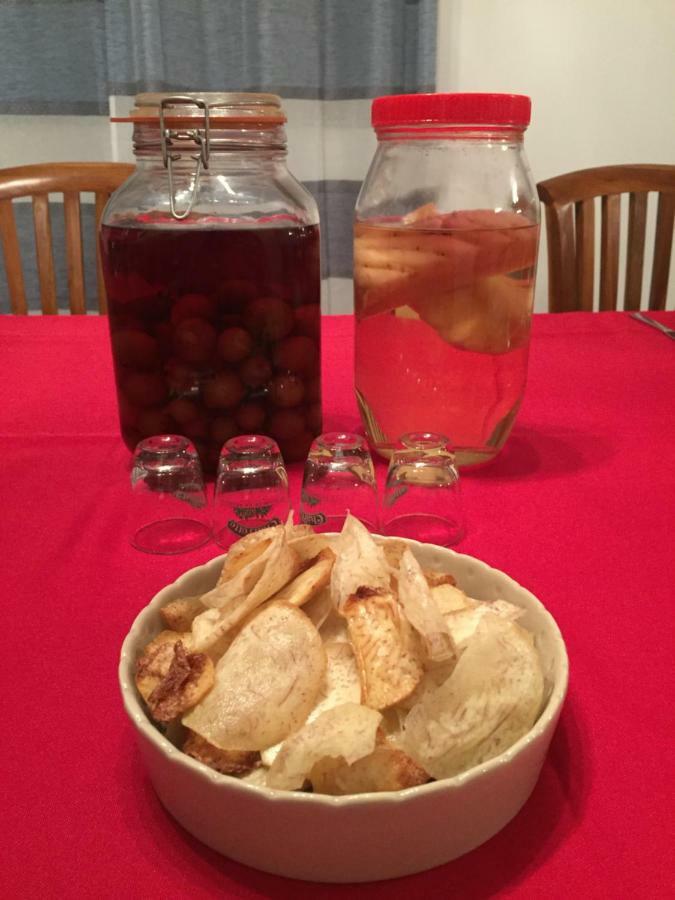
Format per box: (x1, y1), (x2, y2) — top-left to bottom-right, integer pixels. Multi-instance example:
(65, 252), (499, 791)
(0, 162), (135, 314)
(537, 164), (675, 312)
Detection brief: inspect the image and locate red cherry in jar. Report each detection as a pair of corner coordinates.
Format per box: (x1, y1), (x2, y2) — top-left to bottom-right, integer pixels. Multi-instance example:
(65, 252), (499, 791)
(269, 374), (306, 408)
(244, 296), (294, 342)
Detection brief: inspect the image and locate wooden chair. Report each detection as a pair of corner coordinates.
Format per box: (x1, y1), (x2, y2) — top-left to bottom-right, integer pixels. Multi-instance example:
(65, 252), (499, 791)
(0, 162), (134, 314)
(537, 164), (675, 312)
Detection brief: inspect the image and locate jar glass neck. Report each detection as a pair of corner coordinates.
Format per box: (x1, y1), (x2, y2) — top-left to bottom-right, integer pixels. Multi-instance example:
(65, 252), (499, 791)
(375, 125), (525, 144)
(132, 122), (288, 160)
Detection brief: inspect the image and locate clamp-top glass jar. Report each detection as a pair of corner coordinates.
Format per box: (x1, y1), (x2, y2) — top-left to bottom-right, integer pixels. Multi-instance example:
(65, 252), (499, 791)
(100, 93), (321, 472)
(354, 93), (539, 467)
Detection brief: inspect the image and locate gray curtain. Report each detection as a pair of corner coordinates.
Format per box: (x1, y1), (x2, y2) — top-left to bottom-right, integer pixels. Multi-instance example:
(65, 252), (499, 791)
(0, 0), (437, 312)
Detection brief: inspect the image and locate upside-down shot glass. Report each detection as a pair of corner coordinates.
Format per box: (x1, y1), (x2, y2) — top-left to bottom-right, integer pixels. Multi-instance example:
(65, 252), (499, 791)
(130, 435), (211, 554)
(382, 432), (465, 546)
(300, 432), (378, 533)
(213, 434), (289, 548)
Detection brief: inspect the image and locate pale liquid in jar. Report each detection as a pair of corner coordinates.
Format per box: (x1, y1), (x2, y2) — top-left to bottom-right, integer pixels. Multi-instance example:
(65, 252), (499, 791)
(354, 210), (539, 466)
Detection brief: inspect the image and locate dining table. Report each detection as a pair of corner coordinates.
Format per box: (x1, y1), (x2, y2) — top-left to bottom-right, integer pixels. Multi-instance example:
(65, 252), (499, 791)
(1, 309), (674, 899)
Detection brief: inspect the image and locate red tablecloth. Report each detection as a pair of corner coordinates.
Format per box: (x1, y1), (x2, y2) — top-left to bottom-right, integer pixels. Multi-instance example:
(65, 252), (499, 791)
(1, 312), (674, 899)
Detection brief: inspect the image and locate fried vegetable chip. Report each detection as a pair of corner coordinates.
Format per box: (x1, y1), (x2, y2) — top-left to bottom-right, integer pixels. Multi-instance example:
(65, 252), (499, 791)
(330, 514), (390, 611)
(135, 630), (196, 705)
(423, 570), (457, 588)
(267, 703), (382, 791)
(191, 527), (300, 651)
(280, 509), (308, 536)
(397, 548), (455, 664)
(430, 582), (475, 615)
(319, 607), (349, 643)
(379, 538), (410, 571)
(215, 526), (275, 587)
(160, 595), (205, 632)
(445, 600), (523, 650)
(343, 589), (424, 709)
(402, 614), (544, 779)
(135, 634), (182, 703)
(309, 745), (429, 795)
(238, 767), (270, 788)
(302, 585), (333, 631)
(396, 658), (457, 712)
(183, 603), (325, 751)
(137, 640), (215, 723)
(260, 641), (361, 768)
(138, 514), (548, 795)
(183, 730), (260, 777)
(268, 548), (335, 607)
(288, 532), (334, 562)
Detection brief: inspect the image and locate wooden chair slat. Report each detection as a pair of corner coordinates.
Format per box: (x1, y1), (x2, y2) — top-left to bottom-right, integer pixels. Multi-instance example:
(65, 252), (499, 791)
(538, 164), (675, 204)
(544, 202), (576, 312)
(575, 199), (595, 311)
(63, 192), (86, 314)
(0, 163), (133, 315)
(0, 198), (27, 314)
(0, 163), (135, 203)
(95, 191), (110, 313)
(599, 194), (620, 311)
(623, 193), (647, 311)
(32, 194), (58, 314)
(538, 164), (675, 312)
(649, 192), (675, 311)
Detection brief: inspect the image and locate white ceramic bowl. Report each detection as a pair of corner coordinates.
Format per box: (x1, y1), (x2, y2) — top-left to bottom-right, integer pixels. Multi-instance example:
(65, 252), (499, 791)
(119, 537), (568, 883)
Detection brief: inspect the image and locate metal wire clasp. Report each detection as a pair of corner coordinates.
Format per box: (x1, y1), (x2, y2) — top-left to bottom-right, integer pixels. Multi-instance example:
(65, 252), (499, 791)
(159, 96), (211, 220)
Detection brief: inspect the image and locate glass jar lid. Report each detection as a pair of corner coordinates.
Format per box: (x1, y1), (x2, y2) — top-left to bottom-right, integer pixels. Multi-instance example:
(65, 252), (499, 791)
(112, 93), (288, 220)
(372, 93), (531, 128)
(112, 91), (286, 126)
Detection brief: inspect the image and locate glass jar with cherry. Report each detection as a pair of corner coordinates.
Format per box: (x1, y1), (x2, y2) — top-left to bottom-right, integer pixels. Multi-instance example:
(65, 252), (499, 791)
(100, 93), (321, 472)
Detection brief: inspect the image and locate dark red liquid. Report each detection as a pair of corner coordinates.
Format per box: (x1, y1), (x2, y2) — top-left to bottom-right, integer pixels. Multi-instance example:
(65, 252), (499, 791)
(100, 221), (321, 472)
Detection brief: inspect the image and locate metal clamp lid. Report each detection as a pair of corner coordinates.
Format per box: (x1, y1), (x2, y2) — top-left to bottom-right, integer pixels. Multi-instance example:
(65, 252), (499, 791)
(159, 96), (211, 220)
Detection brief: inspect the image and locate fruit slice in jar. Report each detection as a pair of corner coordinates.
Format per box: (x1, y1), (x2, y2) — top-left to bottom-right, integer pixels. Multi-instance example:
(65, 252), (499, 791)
(354, 210), (537, 319)
(183, 603), (326, 751)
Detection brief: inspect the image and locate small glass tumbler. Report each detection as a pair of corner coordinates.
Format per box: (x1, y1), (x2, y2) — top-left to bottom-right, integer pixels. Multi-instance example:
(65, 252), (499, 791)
(213, 434), (289, 548)
(382, 432), (465, 546)
(300, 432), (378, 533)
(130, 434), (211, 554)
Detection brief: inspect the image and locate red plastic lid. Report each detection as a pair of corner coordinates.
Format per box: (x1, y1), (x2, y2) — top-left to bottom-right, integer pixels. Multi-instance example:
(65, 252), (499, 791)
(372, 93), (531, 129)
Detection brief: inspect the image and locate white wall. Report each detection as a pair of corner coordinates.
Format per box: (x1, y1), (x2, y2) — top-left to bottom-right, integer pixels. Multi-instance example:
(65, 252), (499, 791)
(436, 0), (675, 311)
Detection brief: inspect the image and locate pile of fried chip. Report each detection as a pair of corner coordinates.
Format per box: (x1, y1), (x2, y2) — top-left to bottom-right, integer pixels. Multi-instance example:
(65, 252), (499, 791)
(134, 514), (545, 795)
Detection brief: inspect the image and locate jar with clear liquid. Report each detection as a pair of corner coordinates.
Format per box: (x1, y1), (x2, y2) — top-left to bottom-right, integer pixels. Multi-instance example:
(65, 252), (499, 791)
(354, 93), (540, 466)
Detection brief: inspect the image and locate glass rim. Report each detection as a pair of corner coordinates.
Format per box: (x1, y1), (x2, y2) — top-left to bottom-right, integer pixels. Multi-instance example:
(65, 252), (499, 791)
(134, 434), (194, 455)
(221, 434), (282, 456)
(313, 432), (371, 452)
(399, 432), (451, 450)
